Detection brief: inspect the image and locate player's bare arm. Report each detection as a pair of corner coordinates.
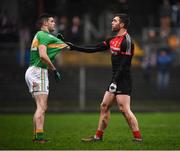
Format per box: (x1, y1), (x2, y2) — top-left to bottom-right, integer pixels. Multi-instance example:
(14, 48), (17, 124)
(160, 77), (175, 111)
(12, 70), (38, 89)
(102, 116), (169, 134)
(38, 44), (56, 71)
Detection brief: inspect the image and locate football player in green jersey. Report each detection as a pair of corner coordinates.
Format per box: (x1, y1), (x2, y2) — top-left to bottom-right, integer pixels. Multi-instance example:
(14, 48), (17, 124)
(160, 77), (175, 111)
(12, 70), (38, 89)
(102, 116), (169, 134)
(25, 14), (69, 143)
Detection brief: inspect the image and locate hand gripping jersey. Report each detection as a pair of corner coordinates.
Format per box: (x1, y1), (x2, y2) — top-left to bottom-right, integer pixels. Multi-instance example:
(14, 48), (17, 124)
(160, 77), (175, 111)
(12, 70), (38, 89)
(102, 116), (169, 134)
(30, 31), (68, 69)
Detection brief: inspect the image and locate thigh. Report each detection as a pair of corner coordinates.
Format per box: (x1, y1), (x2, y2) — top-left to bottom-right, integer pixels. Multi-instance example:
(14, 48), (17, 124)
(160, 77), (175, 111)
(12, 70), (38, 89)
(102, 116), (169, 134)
(116, 95), (131, 110)
(101, 91), (116, 108)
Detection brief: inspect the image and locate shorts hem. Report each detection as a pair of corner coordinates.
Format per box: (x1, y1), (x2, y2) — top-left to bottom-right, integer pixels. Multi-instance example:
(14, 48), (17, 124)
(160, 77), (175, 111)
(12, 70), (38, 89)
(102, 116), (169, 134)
(107, 90), (131, 96)
(31, 91), (49, 96)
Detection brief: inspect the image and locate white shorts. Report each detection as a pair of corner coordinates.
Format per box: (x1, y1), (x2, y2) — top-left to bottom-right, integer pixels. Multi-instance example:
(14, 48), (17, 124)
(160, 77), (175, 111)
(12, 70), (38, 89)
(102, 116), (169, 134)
(25, 66), (49, 96)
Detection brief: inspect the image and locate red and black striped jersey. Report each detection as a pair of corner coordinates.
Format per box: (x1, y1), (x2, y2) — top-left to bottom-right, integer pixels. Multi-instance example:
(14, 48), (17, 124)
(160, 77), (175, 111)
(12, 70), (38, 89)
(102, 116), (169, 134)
(102, 33), (134, 82)
(103, 32), (134, 56)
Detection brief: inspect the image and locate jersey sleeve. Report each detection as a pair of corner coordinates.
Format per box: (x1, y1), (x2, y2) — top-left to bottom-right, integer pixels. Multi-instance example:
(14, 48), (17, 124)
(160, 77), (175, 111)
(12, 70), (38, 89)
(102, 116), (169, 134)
(68, 41), (109, 53)
(37, 31), (50, 46)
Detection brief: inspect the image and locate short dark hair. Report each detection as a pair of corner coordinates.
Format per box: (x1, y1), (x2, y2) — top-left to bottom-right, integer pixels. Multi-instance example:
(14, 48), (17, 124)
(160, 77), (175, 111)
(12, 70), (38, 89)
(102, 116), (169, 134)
(115, 13), (130, 29)
(36, 13), (53, 29)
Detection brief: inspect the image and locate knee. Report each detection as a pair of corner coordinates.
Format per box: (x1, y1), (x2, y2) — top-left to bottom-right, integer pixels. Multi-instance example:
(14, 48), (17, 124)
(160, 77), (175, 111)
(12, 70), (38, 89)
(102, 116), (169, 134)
(35, 110), (44, 119)
(40, 103), (48, 113)
(100, 103), (109, 113)
(36, 106), (47, 115)
(119, 106), (129, 115)
(42, 106), (48, 114)
(119, 104), (124, 113)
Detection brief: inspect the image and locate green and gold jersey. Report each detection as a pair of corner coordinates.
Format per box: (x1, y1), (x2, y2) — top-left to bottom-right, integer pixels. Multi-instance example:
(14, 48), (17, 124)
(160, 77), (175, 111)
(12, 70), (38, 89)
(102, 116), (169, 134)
(29, 31), (68, 69)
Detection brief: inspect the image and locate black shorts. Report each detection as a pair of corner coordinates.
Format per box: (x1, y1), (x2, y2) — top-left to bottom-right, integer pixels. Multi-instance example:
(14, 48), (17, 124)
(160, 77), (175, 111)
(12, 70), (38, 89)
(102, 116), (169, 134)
(107, 74), (132, 95)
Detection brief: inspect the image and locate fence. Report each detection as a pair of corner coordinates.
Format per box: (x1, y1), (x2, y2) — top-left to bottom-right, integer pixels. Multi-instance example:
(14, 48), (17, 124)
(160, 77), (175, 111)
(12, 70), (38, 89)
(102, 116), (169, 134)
(0, 47), (179, 113)
(0, 26), (180, 113)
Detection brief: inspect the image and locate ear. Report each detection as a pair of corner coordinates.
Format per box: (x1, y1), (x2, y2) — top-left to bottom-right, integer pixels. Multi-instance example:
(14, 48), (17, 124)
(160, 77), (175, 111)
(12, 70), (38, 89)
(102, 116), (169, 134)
(120, 22), (125, 28)
(43, 20), (48, 26)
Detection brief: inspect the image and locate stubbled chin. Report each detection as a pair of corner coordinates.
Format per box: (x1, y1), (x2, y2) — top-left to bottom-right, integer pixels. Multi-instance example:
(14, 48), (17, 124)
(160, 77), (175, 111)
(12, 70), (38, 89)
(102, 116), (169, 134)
(50, 28), (55, 32)
(112, 28), (116, 32)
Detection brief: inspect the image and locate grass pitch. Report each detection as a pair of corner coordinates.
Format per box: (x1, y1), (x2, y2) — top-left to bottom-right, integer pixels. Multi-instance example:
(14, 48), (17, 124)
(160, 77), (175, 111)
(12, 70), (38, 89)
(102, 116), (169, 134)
(0, 112), (180, 150)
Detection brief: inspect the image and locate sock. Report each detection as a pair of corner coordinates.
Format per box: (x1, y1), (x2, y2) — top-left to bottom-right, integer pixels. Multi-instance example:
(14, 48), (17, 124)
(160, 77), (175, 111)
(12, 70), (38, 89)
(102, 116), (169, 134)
(35, 129), (44, 140)
(95, 130), (104, 138)
(133, 131), (141, 139)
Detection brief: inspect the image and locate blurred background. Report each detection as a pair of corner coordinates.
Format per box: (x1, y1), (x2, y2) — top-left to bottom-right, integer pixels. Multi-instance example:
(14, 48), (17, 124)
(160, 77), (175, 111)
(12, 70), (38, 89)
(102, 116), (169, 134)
(0, 0), (180, 113)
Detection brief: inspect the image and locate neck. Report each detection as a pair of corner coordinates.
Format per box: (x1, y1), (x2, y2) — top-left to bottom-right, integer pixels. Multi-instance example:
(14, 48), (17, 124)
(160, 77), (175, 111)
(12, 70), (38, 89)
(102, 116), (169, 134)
(41, 26), (49, 33)
(117, 28), (127, 36)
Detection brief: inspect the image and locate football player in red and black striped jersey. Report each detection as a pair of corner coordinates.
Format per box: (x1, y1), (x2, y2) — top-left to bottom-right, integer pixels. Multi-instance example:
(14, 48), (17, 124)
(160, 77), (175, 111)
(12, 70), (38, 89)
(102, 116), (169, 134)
(67, 13), (143, 142)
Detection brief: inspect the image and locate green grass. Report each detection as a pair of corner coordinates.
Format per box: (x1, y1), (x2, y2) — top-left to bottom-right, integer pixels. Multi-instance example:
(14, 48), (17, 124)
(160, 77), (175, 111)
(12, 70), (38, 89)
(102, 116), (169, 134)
(0, 112), (180, 150)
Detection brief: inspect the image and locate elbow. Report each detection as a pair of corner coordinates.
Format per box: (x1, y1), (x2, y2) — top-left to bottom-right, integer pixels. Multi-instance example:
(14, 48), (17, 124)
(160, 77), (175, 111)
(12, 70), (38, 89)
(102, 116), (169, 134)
(39, 54), (46, 61)
(39, 55), (44, 59)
